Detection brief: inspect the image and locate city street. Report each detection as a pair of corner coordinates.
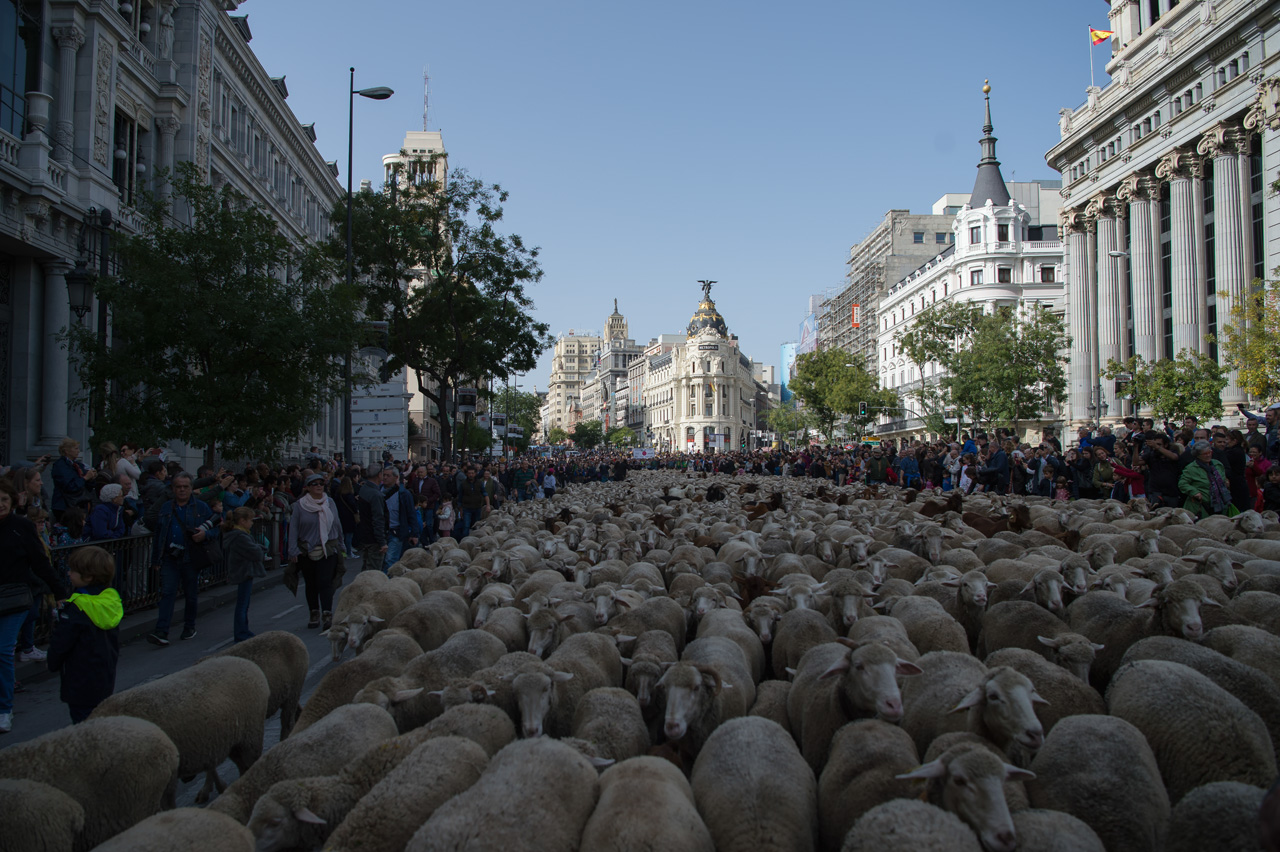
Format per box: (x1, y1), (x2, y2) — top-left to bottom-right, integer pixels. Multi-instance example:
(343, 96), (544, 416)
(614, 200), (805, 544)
(3, 564), (361, 808)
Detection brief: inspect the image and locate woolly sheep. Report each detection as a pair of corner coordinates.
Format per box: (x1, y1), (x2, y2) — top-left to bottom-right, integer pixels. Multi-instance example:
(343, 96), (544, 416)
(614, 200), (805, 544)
(899, 651), (1046, 760)
(571, 686), (651, 763)
(90, 655), (268, 803)
(290, 628), (422, 735)
(772, 608), (838, 678)
(741, 596), (786, 645)
(0, 716), (178, 851)
(1165, 781), (1267, 852)
(978, 601), (1103, 683)
(578, 756), (714, 852)
(817, 719), (919, 852)
(1107, 659), (1276, 802)
(406, 737), (599, 852)
(89, 808), (253, 852)
(471, 582), (517, 626)
(477, 604), (528, 651)
(208, 702), (398, 823)
(511, 631), (624, 738)
(658, 636), (754, 753)
(840, 799), (982, 852)
(691, 717), (818, 852)
(787, 639), (922, 773)
(747, 679), (791, 734)
(888, 595), (969, 655)
(386, 590), (471, 653)
(1009, 810), (1105, 852)
(325, 581), (418, 662)
(1202, 623), (1280, 691)
(982, 648), (1106, 735)
(622, 629), (678, 710)
(1027, 714), (1169, 852)
(695, 608), (766, 683)
(0, 778), (84, 852)
(1229, 590), (1280, 634)
(846, 614), (920, 662)
(209, 630), (309, 739)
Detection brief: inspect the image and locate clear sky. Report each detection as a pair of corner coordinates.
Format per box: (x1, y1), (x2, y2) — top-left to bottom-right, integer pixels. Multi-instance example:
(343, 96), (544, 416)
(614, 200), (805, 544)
(242, 0), (1116, 389)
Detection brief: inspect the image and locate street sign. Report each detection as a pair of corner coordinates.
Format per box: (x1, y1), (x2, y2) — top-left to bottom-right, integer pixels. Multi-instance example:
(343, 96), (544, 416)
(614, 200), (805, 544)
(351, 395), (411, 411)
(351, 438), (407, 451)
(352, 410), (405, 426)
(351, 424), (407, 438)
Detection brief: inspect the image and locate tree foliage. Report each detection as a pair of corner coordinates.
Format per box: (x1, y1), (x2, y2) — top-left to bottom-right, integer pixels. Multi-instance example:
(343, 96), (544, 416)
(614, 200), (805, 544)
(1104, 350), (1228, 423)
(571, 419), (604, 449)
(66, 162), (362, 465)
(789, 348), (896, 440)
(547, 426), (569, 445)
(340, 154), (552, 460)
(606, 426), (636, 446)
(1216, 281), (1280, 402)
(765, 399), (812, 444)
(490, 387), (541, 452)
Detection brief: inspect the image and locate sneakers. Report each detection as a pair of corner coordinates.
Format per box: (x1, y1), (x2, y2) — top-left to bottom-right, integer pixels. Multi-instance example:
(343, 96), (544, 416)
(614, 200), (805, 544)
(15, 646), (47, 663)
(146, 632), (171, 647)
(179, 627), (197, 641)
(0, 712), (11, 733)
(307, 610), (321, 629)
(322, 611), (333, 630)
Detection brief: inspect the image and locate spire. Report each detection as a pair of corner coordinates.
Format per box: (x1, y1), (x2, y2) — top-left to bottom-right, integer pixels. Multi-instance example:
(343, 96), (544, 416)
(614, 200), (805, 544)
(969, 80), (1011, 208)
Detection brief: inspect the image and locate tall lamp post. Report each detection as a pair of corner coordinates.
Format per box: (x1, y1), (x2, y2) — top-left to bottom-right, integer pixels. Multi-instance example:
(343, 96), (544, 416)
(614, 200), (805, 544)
(343, 68), (393, 465)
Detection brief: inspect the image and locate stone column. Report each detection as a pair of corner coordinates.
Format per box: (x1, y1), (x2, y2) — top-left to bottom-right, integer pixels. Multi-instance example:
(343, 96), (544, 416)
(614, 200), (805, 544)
(1118, 175), (1161, 369)
(50, 26), (84, 165)
(1156, 149), (1203, 357)
(1093, 196), (1122, 416)
(40, 261), (73, 444)
(1063, 210), (1093, 425)
(1199, 123), (1249, 407)
(154, 116), (181, 202)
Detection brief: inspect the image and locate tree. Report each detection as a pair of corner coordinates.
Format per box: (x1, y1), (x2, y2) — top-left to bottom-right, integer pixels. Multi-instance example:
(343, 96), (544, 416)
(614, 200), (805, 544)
(65, 162), (362, 466)
(765, 400), (812, 446)
(490, 386), (541, 453)
(1104, 350), (1228, 423)
(547, 426), (569, 445)
(789, 348), (897, 441)
(340, 154), (552, 461)
(458, 421), (494, 453)
(606, 426), (636, 446)
(571, 419), (604, 449)
(1216, 280), (1280, 402)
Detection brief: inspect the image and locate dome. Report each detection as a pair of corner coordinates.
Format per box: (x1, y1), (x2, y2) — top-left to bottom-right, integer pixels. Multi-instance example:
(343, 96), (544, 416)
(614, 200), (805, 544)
(687, 297), (728, 339)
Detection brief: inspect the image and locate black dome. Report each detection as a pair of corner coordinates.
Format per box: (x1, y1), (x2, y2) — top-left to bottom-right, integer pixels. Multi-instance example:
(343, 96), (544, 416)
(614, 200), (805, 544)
(687, 298), (728, 338)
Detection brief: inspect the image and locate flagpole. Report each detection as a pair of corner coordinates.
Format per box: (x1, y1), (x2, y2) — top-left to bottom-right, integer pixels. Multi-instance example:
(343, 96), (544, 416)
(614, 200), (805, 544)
(1089, 26), (1095, 89)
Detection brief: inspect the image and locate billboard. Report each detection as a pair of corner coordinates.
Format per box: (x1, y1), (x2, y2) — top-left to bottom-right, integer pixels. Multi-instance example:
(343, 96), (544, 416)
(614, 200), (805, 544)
(797, 313), (819, 355)
(779, 342), (797, 403)
(851, 303), (861, 329)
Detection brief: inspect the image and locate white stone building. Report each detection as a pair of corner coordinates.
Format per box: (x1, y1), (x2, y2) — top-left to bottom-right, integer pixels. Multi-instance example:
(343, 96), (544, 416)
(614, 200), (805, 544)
(1048, 0), (1280, 428)
(540, 329), (602, 439)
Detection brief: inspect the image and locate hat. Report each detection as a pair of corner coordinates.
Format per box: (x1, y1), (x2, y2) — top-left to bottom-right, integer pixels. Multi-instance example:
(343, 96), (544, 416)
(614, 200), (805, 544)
(99, 484), (123, 501)
(305, 473), (324, 486)
(1268, 402), (1280, 411)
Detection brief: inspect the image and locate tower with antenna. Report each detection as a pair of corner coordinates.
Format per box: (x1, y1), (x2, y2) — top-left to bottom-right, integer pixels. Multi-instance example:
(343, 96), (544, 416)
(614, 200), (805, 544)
(422, 69), (430, 132)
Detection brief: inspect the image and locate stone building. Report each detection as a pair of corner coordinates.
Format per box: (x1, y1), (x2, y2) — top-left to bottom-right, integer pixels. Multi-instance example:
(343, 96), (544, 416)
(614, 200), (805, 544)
(1, 0), (345, 466)
(540, 329), (602, 439)
(1048, 0), (1279, 428)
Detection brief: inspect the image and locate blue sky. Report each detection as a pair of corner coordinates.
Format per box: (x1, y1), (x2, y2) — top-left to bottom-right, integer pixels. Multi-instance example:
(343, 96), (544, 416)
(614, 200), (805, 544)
(244, 0), (1115, 388)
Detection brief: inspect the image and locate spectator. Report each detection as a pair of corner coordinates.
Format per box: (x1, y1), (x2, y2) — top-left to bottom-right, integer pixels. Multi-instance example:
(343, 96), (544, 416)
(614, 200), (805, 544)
(87, 484), (127, 541)
(1222, 430), (1251, 513)
(288, 474), (343, 630)
(1246, 445), (1272, 512)
(437, 496), (456, 540)
(333, 472), (359, 558)
(46, 545), (121, 723)
(1264, 465), (1280, 513)
(12, 465), (46, 517)
(354, 471), (388, 573)
(1179, 439), (1232, 519)
(1091, 447), (1116, 500)
(145, 473), (217, 646)
(380, 467), (419, 570)
(865, 447), (890, 485)
(50, 438), (97, 520)
(543, 468), (558, 499)
(220, 507), (265, 643)
(115, 444), (142, 501)
(456, 467), (488, 540)
(139, 460), (170, 530)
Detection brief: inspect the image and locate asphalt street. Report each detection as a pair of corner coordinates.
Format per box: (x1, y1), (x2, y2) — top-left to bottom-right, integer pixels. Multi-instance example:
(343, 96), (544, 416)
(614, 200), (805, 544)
(2, 561), (363, 808)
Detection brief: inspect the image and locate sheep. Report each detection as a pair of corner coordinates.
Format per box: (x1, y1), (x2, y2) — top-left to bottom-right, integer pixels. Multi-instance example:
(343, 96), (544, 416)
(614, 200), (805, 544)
(208, 630), (309, 739)
(355, 629), (508, 732)
(899, 651), (1046, 761)
(511, 631), (624, 738)
(1106, 659), (1277, 802)
(579, 756), (715, 852)
(1229, 590), (1280, 634)
(207, 703), (398, 823)
(846, 615), (920, 662)
(1165, 781), (1267, 852)
(571, 687), (651, 763)
(939, 570), (996, 651)
(527, 599), (596, 658)
(978, 601), (1103, 683)
(982, 648), (1106, 735)
(747, 679), (791, 734)
(690, 717), (818, 852)
(988, 568), (1067, 615)
(0, 778), (84, 852)
(896, 739), (1035, 852)
(386, 590), (471, 653)
(325, 576), (418, 661)
(406, 738), (599, 852)
(601, 594), (687, 652)
(695, 607), (767, 683)
(771, 607), (838, 677)
(741, 596), (786, 645)
(90, 655), (268, 804)
(658, 636), (754, 753)
(888, 595), (969, 655)
(89, 808), (254, 852)
(840, 799), (983, 852)
(262, 736), (490, 852)
(290, 629), (423, 735)
(477, 605), (528, 651)
(621, 629), (678, 711)
(1009, 810), (1105, 852)
(820, 573), (877, 629)
(787, 639), (922, 773)
(1026, 714), (1169, 852)
(0, 716), (178, 850)
(1202, 624), (1280, 691)
(471, 582), (516, 626)
(817, 719), (920, 852)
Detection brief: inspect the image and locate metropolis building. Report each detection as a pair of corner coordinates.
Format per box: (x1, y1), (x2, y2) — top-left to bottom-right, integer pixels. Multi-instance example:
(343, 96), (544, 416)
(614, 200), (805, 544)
(1048, 0), (1280, 428)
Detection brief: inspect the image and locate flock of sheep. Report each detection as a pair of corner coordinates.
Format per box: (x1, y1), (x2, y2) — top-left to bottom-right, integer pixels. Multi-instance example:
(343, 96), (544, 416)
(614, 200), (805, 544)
(4, 470), (1280, 852)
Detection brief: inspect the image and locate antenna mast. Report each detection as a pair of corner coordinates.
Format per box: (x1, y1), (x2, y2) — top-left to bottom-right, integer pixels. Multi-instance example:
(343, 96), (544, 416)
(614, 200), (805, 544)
(422, 68), (429, 131)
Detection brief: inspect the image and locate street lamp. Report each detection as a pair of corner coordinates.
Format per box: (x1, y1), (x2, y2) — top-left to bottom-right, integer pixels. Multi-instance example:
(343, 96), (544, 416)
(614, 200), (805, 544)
(343, 67), (393, 465)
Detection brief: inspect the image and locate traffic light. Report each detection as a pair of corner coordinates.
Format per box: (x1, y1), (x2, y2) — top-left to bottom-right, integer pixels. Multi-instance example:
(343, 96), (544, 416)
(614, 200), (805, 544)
(859, 400), (868, 417)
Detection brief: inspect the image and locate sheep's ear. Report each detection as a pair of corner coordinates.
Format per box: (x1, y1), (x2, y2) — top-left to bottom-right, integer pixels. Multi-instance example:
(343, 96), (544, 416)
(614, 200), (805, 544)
(1036, 635), (1061, 649)
(950, 686), (985, 713)
(552, 671), (575, 683)
(896, 759), (947, 781)
(498, 672), (517, 682)
(620, 657), (633, 667)
(391, 688), (423, 704)
(615, 598), (634, 611)
(426, 689), (445, 698)
(521, 612), (533, 620)
(785, 666), (798, 677)
(294, 807), (327, 825)
(1004, 764), (1036, 782)
(1090, 642), (1106, 651)
(615, 634), (637, 645)
(819, 656), (850, 680)
(941, 578), (961, 587)
(1200, 596), (1223, 607)
(589, 756), (616, 769)
(1019, 579), (1036, 595)
(368, 615), (385, 623)
(895, 659), (923, 676)
(1030, 691), (1050, 706)
(836, 637), (860, 650)
(1137, 597), (1160, 609)
(1183, 553), (1206, 564)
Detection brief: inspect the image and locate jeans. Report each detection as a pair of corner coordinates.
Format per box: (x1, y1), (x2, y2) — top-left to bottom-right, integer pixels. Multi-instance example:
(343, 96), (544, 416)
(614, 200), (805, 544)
(155, 558), (199, 636)
(344, 532), (355, 557)
(383, 537), (405, 570)
(233, 578), (254, 641)
(420, 510), (436, 545)
(362, 545), (386, 574)
(17, 598), (38, 651)
(300, 553), (337, 614)
(0, 609), (28, 713)
(457, 508), (481, 540)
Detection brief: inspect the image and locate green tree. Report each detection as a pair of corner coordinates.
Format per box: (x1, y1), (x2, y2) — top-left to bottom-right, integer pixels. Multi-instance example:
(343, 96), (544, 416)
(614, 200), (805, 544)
(340, 154), (552, 461)
(766, 400), (812, 445)
(458, 421), (494, 453)
(65, 162), (362, 466)
(789, 349), (897, 440)
(547, 426), (569, 445)
(490, 386), (541, 452)
(1216, 280), (1280, 402)
(606, 426), (636, 446)
(571, 419), (604, 449)
(1104, 350), (1228, 423)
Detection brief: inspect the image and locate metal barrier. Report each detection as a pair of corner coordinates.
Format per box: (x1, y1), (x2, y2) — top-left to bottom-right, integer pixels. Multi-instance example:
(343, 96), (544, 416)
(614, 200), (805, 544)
(49, 515), (283, 615)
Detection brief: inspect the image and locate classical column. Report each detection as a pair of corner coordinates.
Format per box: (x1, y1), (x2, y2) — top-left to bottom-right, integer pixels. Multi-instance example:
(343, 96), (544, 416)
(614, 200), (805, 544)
(1156, 149), (1203, 357)
(1093, 195), (1122, 416)
(1117, 175), (1162, 399)
(50, 26), (84, 165)
(1063, 210), (1093, 425)
(154, 116), (181, 202)
(1199, 123), (1249, 407)
(40, 261), (73, 444)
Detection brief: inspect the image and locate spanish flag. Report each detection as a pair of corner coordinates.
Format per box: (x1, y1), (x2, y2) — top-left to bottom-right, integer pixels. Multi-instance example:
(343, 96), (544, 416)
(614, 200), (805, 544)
(1090, 28), (1114, 45)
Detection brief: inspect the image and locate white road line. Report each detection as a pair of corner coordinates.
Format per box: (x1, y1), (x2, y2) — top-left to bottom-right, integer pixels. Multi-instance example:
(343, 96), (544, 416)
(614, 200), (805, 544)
(306, 660), (331, 678)
(272, 604), (304, 620)
(204, 638), (234, 653)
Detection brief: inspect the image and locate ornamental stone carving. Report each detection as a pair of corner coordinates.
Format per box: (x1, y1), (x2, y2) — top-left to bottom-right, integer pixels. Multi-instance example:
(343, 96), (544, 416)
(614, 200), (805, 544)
(1059, 209), (1087, 235)
(1154, 148), (1201, 181)
(155, 116), (181, 137)
(92, 37), (114, 166)
(51, 26), (85, 51)
(1197, 121), (1246, 158)
(195, 32), (213, 178)
(1244, 76), (1280, 132)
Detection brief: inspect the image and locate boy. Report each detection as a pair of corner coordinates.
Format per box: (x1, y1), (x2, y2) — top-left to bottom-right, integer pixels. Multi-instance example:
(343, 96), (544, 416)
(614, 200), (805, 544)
(46, 546), (122, 722)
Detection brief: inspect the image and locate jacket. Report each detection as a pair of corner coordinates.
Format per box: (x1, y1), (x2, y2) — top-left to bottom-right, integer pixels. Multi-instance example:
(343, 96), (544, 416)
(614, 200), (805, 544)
(355, 480), (387, 548)
(1178, 458), (1229, 519)
(87, 502), (127, 541)
(0, 512), (64, 605)
(51, 456), (90, 513)
(151, 498), (218, 565)
(222, 527), (266, 584)
(458, 478), (487, 511)
(47, 584), (122, 709)
(287, 496), (344, 559)
(865, 456), (890, 482)
(383, 484), (421, 542)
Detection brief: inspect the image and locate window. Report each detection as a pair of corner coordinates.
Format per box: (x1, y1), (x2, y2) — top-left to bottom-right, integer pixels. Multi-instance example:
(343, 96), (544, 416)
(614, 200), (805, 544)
(0, 0), (42, 138)
(913, 232), (925, 244)
(970, 226), (981, 244)
(970, 269), (983, 286)
(1040, 266), (1056, 283)
(997, 224), (1009, 242)
(112, 111), (146, 206)
(935, 232), (947, 244)
(997, 267), (1012, 284)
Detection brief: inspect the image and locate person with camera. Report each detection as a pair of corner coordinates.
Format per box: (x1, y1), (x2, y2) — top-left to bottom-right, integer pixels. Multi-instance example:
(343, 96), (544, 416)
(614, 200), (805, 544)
(145, 473), (218, 646)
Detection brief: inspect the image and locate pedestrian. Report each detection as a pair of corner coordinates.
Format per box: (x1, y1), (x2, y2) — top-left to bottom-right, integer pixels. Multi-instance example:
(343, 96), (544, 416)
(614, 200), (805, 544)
(1264, 465), (1280, 512)
(1179, 439), (1232, 519)
(46, 545), (122, 723)
(50, 438), (97, 520)
(220, 507), (265, 642)
(334, 471), (359, 558)
(455, 467), (486, 540)
(354, 471), (388, 573)
(0, 477), (67, 733)
(288, 473), (344, 630)
(437, 496), (456, 541)
(380, 467), (419, 570)
(542, 467), (558, 499)
(145, 473), (217, 646)
(87, 483), (127, 541)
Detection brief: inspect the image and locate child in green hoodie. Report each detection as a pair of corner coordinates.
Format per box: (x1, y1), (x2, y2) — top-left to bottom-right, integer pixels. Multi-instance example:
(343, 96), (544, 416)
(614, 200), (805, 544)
(47, 546), (122, 723)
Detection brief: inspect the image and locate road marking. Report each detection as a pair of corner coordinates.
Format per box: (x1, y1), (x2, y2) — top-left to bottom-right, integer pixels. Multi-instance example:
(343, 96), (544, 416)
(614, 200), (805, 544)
(204, 638), (234, 653)
(306, 660), (331, 678)
(273, 604), (304, 620)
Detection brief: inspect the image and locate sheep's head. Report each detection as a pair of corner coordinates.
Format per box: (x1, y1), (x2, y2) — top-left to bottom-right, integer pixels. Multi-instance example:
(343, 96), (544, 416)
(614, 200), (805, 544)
(1142, 578), (1222, 640)
(1021, 569), (1065, 614)
(950, 666), (1046, 753)
(945, 571), (995, 610)
(657, 662), (723, 741)
(431, 680), (495, 710)
(524, 608), (563, 658)
(743, 598), (784, 644)
(1037, 633), (1103, 683)
(1185, 551), (1240, 592)
(897, 742), (1034, 852)
(823, 638), (922, 723)
(1086, 543), (1118, 570)
(1058, 556), (1093, 596)
(246, 783), (327, 852)
(508, 664), (572, 739)
(624, 656), (665, 709)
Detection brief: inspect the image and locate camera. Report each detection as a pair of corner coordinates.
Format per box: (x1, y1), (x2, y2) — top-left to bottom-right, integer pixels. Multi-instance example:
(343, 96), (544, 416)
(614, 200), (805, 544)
(167, 542), (186, 558)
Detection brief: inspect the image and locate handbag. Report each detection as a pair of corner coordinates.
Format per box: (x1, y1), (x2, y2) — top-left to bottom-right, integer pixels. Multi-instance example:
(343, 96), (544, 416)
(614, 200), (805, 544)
(0, 582), (33, 616)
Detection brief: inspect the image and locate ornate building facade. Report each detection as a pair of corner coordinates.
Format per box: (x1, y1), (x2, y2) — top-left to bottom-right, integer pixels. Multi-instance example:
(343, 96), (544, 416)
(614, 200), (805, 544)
(1048, 0), (1279, 428)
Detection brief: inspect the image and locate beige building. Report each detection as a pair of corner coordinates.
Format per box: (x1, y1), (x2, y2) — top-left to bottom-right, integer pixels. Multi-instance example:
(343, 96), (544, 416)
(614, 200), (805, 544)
(540, 329), (602, 438)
